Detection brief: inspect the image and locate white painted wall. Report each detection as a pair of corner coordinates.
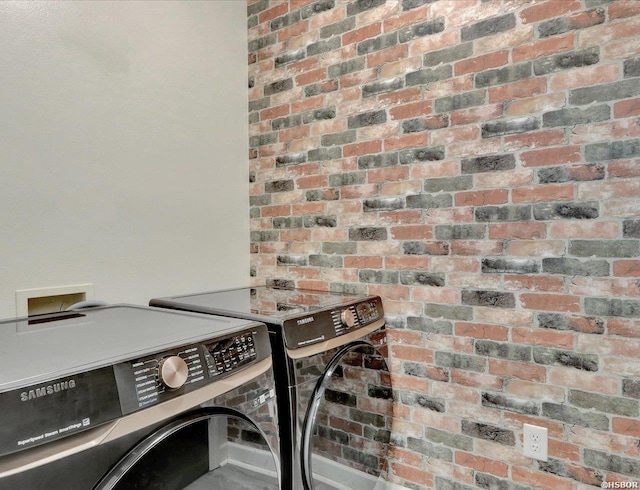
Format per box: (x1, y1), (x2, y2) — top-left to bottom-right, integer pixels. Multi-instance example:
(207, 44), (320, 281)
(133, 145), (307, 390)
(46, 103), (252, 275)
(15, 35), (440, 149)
(0, 1), (249, 318)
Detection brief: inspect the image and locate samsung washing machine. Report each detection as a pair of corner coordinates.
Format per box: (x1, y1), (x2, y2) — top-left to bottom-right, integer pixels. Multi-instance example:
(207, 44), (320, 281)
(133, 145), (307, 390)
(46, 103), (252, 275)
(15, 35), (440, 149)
(0, 305), (280, 490)
(151, 286), (393, 490)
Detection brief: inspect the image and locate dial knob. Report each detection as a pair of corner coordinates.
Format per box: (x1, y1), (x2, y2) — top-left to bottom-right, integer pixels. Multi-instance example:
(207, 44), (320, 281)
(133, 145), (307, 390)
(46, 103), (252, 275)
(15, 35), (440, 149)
(158, 356), (189, 390)
(341, 308), (356, 328)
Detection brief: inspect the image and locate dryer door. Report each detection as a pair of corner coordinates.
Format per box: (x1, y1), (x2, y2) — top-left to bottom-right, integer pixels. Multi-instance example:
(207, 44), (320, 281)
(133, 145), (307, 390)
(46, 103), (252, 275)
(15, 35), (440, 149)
(301, 339), (393, 490)
(95, 407), (279, 490)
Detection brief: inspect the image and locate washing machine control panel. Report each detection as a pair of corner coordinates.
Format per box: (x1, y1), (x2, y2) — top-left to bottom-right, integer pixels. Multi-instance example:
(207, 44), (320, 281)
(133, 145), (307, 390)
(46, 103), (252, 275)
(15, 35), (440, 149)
(283, 296), (384, 349)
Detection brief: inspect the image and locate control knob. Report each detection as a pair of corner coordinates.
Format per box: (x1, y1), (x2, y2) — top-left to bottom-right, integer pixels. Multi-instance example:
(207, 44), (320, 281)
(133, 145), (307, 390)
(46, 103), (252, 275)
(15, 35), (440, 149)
(158, 356), (189, 389)
(340, 308), (356, 328)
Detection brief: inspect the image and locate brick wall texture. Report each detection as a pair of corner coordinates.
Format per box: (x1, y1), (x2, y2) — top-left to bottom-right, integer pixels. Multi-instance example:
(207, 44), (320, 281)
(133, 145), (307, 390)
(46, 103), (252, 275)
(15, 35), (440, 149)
(247, 0), (640, 488)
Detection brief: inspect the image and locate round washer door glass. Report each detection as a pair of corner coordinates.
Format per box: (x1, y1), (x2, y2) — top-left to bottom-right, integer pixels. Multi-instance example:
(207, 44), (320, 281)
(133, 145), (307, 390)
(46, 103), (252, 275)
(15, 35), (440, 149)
(95, 408), (279, 490)
(302, 341), (393, 490)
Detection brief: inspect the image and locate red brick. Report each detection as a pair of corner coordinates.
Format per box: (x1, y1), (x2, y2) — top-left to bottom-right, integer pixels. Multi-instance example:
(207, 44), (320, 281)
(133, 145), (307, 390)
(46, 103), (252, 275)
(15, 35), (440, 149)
(261, 205), (291, 217)
(519, 0), (581, 23)
(455, 452), (508, 478)
(504, 129), (566, 151)
(507, 93), (565, 116)
(550, 63), (620, 91)
(377, 87), (422, 105)
(384, 133), (428, 151)
(450, 104), (503, 126)
(450, 241), (504, 256)
(455, 189), (508, 206)
(614, 97), (640, 118)
(512, 327), (574, 349)
(610, 0), (640, 20)
(431, 126), (479, 145)
(295, 67), (327, 86)
(343, 23), (381, 45)
(455, 51), (508, 76)
(380, 210), (423, 225)
(389, 100), (433, 120)
(489, 78), (548, 103)
(367, 44), (408, 67)
(489, 359), (546, 382)
(391, 463), (433, 488)
(278, 20), (309, 42)
(489, 223), (546, 240)
(504, 275), (565, 293)
(614, 260), (640, 277)
(512, 183), (574, 203)
(512, 34), (575, 62)
(343, 140), (382, 157)
(512, 466), (572, 490)
(384, 256), (430, 271)
(260, 104), (289, 121)
(455, 322), (509, 341)
(279, 125), (310, 142)
(520, 293), (581, 313)
(549, 221), (619, 239)
(520, 146), (581, 167)
(613, 417), (640, 437)
(258, 2), (288, 23)
(368, 166), (411, 184)
(383, 5), (430, 31)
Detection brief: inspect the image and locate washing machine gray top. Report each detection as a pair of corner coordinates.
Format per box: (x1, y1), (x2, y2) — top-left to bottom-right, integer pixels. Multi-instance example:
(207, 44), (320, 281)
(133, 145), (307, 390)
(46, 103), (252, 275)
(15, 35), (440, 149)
(0, 304), (261, 392)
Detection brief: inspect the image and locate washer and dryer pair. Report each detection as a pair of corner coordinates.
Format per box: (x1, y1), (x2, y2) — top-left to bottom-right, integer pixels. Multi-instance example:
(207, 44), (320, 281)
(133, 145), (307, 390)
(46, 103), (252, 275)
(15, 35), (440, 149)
(0, 286), (392, 490)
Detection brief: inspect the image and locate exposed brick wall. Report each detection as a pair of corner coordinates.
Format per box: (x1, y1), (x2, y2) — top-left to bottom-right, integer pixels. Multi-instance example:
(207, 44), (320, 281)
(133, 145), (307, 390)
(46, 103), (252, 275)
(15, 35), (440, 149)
(247, 0), (640, 488)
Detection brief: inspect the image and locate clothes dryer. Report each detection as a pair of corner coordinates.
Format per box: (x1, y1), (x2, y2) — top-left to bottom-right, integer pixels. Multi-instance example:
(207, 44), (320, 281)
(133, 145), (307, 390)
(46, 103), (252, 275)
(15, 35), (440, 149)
(151, 286), (393, 490)
(0, 305), (280, 490)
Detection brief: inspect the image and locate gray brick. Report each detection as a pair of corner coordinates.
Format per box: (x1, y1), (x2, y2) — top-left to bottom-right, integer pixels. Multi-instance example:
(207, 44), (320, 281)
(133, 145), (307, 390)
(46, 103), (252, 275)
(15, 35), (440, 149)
(407, 437), (453, 461)
(304, 215), (337, 228)
(304, 80), (338, 97)
(403, 0), (437, 10)
(585, 297), (640, 318)
(461, 420), (515, 445)
(266, 278), (295, 289)
(542, 403), (609, 430)
(398, 18), (445, 43)
(320, 17), (356, 39)
(537, 313), (605, 334)
(305, 189), (339, 201)
(401, 391), (445, 412)
(623, 379), (640, 399)
(323, 242), (357, 255)
(539, 8), (605, 37)
(584, 449), (640, 479)
(249, 133), (277, 148)
(570, 79), (640, 105)
(363, 197), (405, 212)
(624, 57), (640, 78)
(329, 282), (367, 295)
(436, 352), (486, 372)
(250, 194), (271, 207)
(309, 254), (343, 268)
(328, 58), (365, 78)
(247, 0), (268, 16)
(476, 340), (530, 360)
(475, 62), (532, 88)
(475, 473), (532, 490)
(426, 428), (473, 451)
(533, 347), (599, 371)
(349, 407), (385, 427)
(247, 15), (258, 29)
(461, 14), (516, 42)
(542, 257), (610, 277)
(363, 425), (391, 443)
(399, 146), (445, 163)
(328, 171), (366, 187)
(585, 138), (640, 162)
(424, 43), (473, 67)
(570, 239), (640, 258)
(400, 271), (445, 287)
(356, 32), (398, 55)
(623, 220), (640, 238)
(270, 10), (300, 31)
(363, 77), (404, 98)
(249, 97), (270, 113)
(481, 392), (539, 415)
(406, 194), (453, 209)
(358, 152), (398, 169)
(275, 49), (306, 68)
(405, 65), (452, 87)
(537, 164), (605, 183)
(543, 105), (610, 128)
(276, 152), (306, 167)
(359, 270), (398, 284)
(462, 290), (515, 309)
(248, 33), (277, 53)
(402, 115), (449, 133)
(343, 447), (379, 470)
(265, 179), (294, 193)
(402, 241), (450, 255)
(482, 258), (539, 274)
(317, 426), (349, 445)
(272, 114), (302, 130)
(347, 0), (386, 15)
(404, 362), (447, 380)
(300, 0), (335, 19)
(264, 78), (293, 96)
(349, 227), (388, 241)
(407, 317), (452, 334)
(302, 107), (336, 124)
(584, 0), (615, 6)
(476, 205), (531, 222)
(569, 389), (639, 417)
(322, 130), (356, 147)
(436, 478), (476, 490)
(462, 154), (515, 174)
(251, 230), (279, 242)
(434, 90), (485, 113)
(425, 176), (473, 193)
(427, 304), (473, 321)
(533, 47), (600, 76)
(435, 224), (486, 240)
(482, 117), (540, 138)
(277, 255), (308, 266)
(273, 216), (303, 229)
(308, 147), (342, 162)
(249, 264), (257, 276)
(533, 202), (599, 220)
(348, 110), (387, 129)
(307, 36), (341, 56)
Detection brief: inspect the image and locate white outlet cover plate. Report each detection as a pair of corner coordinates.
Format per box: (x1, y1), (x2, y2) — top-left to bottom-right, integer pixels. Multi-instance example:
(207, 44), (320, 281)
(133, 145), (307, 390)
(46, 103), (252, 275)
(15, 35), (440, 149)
(523, 423), (548, 461)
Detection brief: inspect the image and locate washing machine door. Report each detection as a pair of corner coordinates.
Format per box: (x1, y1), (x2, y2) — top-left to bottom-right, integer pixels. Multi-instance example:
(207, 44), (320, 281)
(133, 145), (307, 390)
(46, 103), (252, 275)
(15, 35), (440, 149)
(301, 340), (393, 490)
(95, 407), (279, 490)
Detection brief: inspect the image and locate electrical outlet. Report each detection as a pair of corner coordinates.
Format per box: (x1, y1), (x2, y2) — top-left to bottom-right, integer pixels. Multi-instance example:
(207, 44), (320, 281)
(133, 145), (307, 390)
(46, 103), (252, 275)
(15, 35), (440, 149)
(523, 423), (548, 461)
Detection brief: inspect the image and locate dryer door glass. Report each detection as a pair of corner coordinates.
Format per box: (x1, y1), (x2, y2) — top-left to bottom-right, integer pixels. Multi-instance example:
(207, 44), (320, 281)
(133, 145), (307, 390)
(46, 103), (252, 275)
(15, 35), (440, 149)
(95, 408), (279, 490)
(301, 339), (393, 490)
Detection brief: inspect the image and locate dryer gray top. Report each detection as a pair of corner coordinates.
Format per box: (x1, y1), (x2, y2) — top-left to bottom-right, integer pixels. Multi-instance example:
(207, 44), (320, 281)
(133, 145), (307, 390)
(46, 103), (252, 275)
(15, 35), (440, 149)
(0, 305), (262, 392)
